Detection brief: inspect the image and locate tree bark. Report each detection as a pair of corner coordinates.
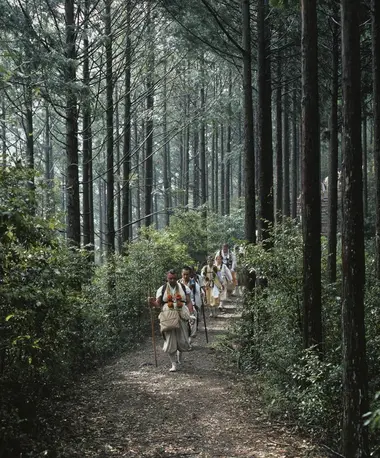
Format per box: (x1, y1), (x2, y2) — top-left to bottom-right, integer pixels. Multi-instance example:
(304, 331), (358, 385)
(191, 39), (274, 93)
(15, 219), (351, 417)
(257, 0), (273, 244)
(341, 0), (369, 455)
(283, 80), (290, 218)
(291, 87), (298, 220)
(275, 57), (283, 223)
(144, 0), (154, 226)
(162, 56), (171, 225)
(65, 0), (80, 246)
(242, 0), (256, 244)
(83, 0), (94, 257)
(122, 0), (132, 246)
(200, 59), (207, 215)
(374, 0), (380, 278)
(301, 0), (322, 351)
(327, 16), (339, 284)
(105, 0), (114, 255)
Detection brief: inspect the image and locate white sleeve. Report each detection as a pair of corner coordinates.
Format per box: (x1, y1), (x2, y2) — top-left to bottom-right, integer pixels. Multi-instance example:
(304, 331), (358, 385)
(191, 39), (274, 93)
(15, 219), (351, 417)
(156, 286), (164, 299)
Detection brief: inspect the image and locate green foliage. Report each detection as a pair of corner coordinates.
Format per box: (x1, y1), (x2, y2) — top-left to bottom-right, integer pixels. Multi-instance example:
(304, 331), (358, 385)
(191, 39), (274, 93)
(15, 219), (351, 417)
(0, 167), (92, 453)
(222, 222), (343, 443)
(167, 207), (245, 265)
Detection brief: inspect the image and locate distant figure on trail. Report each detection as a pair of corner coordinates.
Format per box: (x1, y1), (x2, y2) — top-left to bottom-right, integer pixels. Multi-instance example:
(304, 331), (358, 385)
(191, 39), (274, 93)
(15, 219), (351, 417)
(214, 254), (233, 313)
(201, 256), (223, 318)
(149, 270), (194, 372)
(178, 266), (199, 346)
(216, 243), (237, 295)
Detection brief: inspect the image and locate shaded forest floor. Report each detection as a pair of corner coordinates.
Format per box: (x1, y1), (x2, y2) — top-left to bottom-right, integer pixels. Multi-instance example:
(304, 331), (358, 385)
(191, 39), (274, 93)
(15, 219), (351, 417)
(38, 297), (327, 458)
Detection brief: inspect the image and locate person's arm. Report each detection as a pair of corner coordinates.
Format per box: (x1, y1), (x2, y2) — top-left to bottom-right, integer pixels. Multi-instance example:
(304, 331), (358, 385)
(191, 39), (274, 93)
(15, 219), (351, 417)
(225, 266), (233, 283)
(231, 252), (237, 272)
(149, 287), (163, 308)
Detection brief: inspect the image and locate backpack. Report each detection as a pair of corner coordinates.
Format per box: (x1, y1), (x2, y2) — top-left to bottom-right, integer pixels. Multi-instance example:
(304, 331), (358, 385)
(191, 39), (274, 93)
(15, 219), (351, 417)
(220, 250), (232, 269)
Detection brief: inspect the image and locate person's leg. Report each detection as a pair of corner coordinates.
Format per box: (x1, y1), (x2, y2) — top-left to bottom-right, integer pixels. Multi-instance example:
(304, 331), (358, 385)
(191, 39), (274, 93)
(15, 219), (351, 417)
(169, 351), (178, 372)
(177, 350), (182, 365)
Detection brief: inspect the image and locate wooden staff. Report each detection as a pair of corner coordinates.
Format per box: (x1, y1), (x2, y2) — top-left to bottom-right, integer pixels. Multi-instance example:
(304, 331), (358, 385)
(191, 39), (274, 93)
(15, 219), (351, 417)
(201, 297), (209, 343)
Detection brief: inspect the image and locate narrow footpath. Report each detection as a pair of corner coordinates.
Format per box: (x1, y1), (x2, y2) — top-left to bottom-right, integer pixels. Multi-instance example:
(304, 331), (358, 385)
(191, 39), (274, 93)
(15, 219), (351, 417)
(50, 297), (325, 458)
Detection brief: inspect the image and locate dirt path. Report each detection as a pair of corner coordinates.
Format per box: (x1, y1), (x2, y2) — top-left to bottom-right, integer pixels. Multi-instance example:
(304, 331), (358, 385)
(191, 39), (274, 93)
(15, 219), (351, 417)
(50, 298), (325, 458)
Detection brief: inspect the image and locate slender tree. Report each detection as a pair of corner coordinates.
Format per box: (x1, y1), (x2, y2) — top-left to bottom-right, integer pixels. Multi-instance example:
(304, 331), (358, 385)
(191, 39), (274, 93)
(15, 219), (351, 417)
(122, 0), (132, 246)
(341, 0), (369, 455)
(242, 0), (256, 243)
(327, 14), (339, 284)
(275, 57), (283, 223)
(82, 0), (94, 256)
(145, 0), (154, 226)
(65, 0), (80, 246)
(301, 0), (322, 351)
(257, 0), (273, 244)
(373, 0), (380, 279)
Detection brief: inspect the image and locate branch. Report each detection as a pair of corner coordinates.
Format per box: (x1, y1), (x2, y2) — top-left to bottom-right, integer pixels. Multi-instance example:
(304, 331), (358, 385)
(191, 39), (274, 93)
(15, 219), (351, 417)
(200, 0), (244, 54)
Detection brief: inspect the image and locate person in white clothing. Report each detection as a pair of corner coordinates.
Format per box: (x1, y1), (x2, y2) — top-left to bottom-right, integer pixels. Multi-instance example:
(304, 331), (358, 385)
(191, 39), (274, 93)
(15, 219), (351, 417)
(178, 266), (199, 346)
(215, 254), (233, 312)
(216, 243), (237, 295)
(149, 270), (194, 372)
(201, 256), (223, 317)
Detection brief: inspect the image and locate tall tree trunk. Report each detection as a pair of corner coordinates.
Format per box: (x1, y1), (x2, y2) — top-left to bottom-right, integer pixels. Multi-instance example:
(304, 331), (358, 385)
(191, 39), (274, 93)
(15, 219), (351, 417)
(276, 57), (283, 223)
(225, 70), (232, 216)
(373, 0), (380, 278)
(83, 0), (94, 257)
(242, 0), (256, 243)
(211, 121), (216, 212)
(301, 0), (322, 351)
(238, 111), (243, 207)
(341, 1), (369, 455)
(283, 80), (290, 217)
(115, 83), (122, 253)
(327, 17), (339, 284)
(134, 116), (141, 230)
(25, 83), (36, 213)
(162, 56), (171, 225)
(122, 0), (132, 246)
(362, 114), (368, 218)
(99, 179), (104, 255)
(257, 0), (273, 244)
(45, 104), (54, 216)
(200, 61), (207, 214)
(65, 0), (80, 246)
(144, 0), (154, 226)
(215, 123), (219, 214)
(105, 0), (114, 255)
(220, 124), (225, 215)
(1, 100), (6, 166)
(193, 127), (200, 208)
(291, 88), (298, 220)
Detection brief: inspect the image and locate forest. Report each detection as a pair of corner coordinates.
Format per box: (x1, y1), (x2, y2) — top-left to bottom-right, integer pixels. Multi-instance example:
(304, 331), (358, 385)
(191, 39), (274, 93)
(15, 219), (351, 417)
(1, 0), (380, 457)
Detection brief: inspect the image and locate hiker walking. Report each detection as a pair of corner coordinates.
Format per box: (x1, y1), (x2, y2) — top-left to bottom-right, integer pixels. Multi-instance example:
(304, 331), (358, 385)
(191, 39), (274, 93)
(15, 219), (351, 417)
(149, 270), (194, 372)
(178, 266), (199, 346)
(217, 243), (237, 295)
(215, 254), (233, 313)
(201, 256), (223, 318)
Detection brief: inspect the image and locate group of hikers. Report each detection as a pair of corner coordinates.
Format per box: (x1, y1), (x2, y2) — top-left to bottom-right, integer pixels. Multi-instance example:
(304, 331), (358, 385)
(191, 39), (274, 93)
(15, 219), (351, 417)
(148, 243), (238, 372)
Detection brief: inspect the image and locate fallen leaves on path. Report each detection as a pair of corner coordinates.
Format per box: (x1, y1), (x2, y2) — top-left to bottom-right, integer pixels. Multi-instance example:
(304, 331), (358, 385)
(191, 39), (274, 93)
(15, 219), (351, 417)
(38, 300), (326, 458)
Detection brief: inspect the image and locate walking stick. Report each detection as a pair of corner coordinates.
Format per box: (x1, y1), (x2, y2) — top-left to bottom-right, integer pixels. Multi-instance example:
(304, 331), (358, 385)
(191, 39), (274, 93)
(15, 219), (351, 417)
(148, 290), (158, 367)
(201, 297), (209, 343)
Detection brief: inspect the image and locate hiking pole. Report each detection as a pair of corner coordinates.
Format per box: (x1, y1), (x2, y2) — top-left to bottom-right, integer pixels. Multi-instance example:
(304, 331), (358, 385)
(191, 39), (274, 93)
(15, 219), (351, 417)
(148, 287), (158, 367)
(201, 297), (209, 343)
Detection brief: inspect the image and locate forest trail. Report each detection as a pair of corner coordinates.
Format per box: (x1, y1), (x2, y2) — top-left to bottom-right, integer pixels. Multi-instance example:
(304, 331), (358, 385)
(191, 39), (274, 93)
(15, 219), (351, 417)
(50, 297), (325, 458)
